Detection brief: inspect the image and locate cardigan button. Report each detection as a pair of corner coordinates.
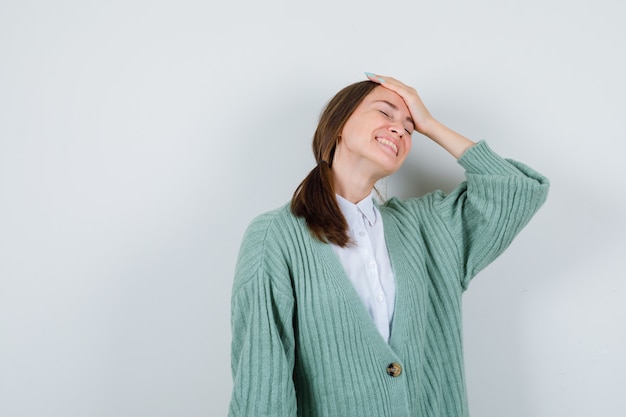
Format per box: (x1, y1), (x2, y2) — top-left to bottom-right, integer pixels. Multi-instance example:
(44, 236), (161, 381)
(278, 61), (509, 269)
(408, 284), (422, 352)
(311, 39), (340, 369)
(386, 363), (402, 377)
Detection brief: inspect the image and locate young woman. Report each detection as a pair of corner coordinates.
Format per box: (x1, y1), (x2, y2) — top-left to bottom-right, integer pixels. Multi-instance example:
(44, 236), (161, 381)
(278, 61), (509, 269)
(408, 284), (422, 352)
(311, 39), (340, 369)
(229, 74), (549, 417)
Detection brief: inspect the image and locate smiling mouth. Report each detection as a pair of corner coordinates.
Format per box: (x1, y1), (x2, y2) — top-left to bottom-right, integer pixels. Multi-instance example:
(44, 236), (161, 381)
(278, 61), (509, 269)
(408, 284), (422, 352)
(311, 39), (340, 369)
(376, 137), (398, 156)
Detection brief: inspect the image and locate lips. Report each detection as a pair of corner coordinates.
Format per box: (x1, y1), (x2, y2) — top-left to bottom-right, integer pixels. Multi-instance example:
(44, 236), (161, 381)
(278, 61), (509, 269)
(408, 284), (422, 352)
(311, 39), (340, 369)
(376, 137), (398, 156)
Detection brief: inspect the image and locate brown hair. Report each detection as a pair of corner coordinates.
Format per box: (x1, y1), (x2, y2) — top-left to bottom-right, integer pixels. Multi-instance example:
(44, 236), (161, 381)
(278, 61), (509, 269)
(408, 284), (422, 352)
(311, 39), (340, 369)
(291, 80), (379, 247)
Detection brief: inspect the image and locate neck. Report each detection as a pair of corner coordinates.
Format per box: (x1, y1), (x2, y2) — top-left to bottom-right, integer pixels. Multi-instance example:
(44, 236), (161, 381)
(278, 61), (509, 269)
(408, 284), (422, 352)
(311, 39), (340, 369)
(331, 163), (377, 204)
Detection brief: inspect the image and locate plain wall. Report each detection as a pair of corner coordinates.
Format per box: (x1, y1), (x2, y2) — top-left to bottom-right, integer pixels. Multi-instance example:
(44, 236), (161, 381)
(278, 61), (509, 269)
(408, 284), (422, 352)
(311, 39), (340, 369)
(1, 0), (624, 416)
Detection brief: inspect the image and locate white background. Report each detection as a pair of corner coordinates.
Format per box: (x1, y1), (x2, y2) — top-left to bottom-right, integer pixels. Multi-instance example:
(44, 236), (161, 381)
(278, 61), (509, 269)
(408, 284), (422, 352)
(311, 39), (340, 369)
(1, 0), (625, 416)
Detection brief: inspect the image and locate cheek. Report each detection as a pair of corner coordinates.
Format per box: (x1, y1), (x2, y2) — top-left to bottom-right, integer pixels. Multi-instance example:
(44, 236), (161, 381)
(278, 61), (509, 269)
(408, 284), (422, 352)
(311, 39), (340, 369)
(403, 137), (413, 153)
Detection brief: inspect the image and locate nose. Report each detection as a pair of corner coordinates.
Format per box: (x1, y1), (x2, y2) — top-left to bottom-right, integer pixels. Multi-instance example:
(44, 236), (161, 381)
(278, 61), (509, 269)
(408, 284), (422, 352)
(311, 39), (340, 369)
(388, 125), (404, 137)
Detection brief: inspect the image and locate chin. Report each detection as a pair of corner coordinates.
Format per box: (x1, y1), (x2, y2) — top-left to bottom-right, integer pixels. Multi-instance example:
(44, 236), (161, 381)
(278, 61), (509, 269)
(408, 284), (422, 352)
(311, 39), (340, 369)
(371, 153), (404, 177)
(382, 158), (404, 174)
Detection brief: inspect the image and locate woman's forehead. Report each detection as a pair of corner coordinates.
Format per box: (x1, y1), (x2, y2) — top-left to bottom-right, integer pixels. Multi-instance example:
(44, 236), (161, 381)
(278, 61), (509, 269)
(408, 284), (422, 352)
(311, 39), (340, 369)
(364, 87), (409, 111)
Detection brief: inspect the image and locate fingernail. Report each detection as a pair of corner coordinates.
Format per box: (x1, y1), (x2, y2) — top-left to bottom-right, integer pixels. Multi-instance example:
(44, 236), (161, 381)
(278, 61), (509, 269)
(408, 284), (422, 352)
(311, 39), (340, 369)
(364, 72), (376, 78)
(377, 77), (386, 83)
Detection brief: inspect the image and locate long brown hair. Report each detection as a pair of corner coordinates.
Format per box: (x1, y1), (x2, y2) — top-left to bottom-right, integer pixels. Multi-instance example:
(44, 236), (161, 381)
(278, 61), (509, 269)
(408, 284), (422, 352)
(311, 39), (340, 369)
(291, 80), (378, 247)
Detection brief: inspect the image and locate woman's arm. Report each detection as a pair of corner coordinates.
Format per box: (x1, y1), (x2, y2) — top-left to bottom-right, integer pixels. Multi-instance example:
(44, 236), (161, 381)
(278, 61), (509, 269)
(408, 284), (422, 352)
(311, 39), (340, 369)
(229, 214), (297, 417)
(365, 73), (549, 287)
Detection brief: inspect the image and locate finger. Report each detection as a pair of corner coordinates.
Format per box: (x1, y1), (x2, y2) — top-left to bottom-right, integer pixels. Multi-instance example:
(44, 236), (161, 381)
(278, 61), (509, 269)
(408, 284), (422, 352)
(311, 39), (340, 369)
(364, 72), (387, 84)
(365, 72), (414, 98)
(364, 73), (403, 90)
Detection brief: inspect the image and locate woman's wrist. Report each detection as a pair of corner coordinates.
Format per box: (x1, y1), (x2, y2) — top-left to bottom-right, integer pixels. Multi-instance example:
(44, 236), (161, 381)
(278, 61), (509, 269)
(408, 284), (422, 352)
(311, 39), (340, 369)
(422, 119), (475, 159)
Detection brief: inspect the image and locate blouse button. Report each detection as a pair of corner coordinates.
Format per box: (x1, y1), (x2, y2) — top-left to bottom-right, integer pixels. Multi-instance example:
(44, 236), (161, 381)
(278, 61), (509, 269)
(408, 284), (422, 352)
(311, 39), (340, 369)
(386, 363), (402, 377)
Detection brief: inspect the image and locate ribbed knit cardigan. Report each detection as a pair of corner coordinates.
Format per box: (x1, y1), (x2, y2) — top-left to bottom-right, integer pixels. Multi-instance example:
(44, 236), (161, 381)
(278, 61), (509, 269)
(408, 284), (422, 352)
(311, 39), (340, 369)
(229, 141), (549, 417)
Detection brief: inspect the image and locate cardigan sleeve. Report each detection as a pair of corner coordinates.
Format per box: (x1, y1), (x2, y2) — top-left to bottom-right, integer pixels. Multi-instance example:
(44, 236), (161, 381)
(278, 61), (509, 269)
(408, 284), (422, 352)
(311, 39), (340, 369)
(433, 141), (550, 289)
(229, 213), (297, 417)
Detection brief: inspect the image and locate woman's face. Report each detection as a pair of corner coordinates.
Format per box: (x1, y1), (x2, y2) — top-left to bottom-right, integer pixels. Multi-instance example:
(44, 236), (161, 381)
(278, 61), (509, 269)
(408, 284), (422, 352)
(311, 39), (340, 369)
(335, 86), (414, 180)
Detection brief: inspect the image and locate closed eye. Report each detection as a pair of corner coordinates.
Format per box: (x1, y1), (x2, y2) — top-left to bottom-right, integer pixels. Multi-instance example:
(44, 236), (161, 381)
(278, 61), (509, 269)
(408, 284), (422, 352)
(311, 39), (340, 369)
(378, 106), (412, 134)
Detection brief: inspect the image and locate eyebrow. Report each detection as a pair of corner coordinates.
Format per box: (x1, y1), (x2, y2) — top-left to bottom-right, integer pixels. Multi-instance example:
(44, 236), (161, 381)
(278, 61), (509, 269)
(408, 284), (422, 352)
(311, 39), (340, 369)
(375, 100), (415, 128)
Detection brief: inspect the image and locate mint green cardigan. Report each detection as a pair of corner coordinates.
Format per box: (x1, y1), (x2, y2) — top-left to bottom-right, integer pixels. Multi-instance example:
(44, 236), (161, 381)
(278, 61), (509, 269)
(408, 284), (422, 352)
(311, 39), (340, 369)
(229, 141), (549, 417)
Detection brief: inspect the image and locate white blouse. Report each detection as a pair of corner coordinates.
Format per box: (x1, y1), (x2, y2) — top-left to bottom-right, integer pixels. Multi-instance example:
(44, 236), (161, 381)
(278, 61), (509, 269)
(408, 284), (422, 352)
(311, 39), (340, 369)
(331, 192), (396, 343)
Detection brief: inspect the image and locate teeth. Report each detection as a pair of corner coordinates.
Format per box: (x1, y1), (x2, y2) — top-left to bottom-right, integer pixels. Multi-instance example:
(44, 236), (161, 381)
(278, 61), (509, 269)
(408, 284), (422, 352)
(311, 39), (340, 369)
(376, 137), (398, 155)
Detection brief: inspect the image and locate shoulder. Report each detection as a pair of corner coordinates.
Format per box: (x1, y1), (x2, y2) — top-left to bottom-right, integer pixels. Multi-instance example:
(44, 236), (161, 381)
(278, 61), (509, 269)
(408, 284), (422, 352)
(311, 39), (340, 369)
(379, 191), (445, 220)
(234, 203), (303, 293)
(376, 193), (449, 240)
(242, 203), (301, 245)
